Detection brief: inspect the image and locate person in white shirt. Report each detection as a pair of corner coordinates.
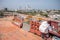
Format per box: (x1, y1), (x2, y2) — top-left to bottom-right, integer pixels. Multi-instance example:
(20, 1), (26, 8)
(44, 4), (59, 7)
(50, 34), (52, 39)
(39, 21), (52, 33)
(39, 21), (52, 40)
(39, 21), (60, 40)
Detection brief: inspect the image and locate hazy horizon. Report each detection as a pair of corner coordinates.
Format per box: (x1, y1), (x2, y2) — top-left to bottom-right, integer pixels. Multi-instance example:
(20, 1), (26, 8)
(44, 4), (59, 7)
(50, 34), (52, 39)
(0, 0), (60, 10)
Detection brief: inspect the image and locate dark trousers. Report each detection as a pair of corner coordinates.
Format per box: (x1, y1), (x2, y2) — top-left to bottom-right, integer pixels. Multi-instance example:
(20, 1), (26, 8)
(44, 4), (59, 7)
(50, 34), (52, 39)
(41, 33), (50, 38)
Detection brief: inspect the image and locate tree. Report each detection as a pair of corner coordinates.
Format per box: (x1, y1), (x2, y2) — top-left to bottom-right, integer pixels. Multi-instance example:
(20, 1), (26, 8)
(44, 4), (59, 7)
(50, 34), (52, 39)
(40, 11), (43, 15)
(46, 10), (51, 14)
(43, 13), (48, 17)
(0, 12), (4, 17)
(40, 13), (48, 17)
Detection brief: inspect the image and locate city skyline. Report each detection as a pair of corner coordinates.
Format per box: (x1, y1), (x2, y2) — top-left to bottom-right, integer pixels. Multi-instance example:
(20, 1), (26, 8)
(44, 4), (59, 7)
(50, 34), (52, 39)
(0, 0), (60, 10)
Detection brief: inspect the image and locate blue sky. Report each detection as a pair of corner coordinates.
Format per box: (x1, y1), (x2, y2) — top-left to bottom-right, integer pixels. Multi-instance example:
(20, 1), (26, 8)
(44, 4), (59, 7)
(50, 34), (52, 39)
(0, 0), (60, 10)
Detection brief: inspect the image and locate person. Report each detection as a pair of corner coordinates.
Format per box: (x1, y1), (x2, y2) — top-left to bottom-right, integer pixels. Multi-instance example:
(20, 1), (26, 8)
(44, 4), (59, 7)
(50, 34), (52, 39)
(39, 20), (60, 40)
(39, 21), (52, 40)
(13, 15), (23, 28)
(19, 16), (24, 28)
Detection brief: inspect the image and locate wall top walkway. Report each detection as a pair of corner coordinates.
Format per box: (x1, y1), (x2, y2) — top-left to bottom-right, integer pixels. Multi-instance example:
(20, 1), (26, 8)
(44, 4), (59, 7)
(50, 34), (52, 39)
(0, 19), (42, 40)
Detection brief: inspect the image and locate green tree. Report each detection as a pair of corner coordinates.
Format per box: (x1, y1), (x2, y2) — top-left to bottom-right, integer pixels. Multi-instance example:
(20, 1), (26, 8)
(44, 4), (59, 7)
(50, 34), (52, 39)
(46, 10), (51, 14)
(0, 12), (4, 16)
(43, 13), (48, 17)
(40, 11), (43, 15)
(0, 12), (4, 17)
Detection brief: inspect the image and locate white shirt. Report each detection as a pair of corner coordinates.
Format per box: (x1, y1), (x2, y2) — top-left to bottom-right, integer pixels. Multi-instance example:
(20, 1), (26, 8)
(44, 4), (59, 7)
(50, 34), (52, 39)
(39, 21), (52, 33)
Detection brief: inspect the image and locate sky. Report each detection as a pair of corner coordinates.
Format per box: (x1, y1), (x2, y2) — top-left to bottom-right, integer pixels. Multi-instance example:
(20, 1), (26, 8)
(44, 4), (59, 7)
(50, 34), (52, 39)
(0, 0), (60, 10)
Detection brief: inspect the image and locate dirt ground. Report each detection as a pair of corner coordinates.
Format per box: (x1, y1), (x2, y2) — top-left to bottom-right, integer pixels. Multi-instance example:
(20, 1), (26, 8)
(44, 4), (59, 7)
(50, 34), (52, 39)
(0, 17), (42, 40)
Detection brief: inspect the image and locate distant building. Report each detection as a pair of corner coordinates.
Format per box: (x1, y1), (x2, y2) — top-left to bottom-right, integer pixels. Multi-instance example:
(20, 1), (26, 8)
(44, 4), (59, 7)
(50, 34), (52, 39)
(3, 12), (19, 16)
(48, 14), (60, 20)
